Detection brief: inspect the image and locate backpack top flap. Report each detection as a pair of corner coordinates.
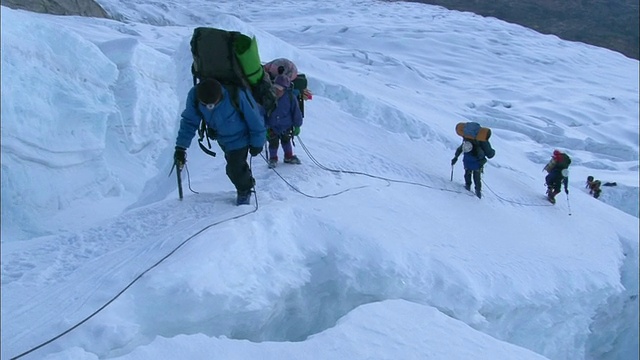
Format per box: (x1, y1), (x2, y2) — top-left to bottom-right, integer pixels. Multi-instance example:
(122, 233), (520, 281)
(455, 122), (491, 141)
(463, 122), (481, 139)
(190, 27), (246, 86)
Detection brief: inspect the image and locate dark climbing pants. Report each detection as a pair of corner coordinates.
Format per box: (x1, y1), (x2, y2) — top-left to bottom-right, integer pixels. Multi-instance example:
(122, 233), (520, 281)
(546, 172), (563, 193)
(464, 169), (482, 191)
(267, 131), (293, 159)
(224, 146), (255, 194)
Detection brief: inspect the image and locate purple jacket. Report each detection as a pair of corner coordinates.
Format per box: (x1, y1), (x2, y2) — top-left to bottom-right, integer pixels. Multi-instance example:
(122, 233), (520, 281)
(265, 90), (303, 134)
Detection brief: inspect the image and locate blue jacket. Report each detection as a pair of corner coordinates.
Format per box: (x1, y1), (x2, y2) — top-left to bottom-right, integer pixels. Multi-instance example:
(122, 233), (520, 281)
(455, 140), (495, 171)
(265, 90), (303, 134)
(176, 87), (266, 151)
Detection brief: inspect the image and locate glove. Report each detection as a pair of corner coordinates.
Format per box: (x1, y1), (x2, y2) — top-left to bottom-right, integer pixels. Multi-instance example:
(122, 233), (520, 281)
(293, 126), (301, 136)
(174, 146), (186, 166)
(451, 157), (458, 166)
(565, 187), (569, 194)
(249, 146), (263, 157)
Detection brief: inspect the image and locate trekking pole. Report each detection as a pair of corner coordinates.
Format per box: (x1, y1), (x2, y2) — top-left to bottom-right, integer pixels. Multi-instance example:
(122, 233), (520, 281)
(450, 165), (454, 181)
(263, 143), (269, 163)
(566, 193), (572, 216)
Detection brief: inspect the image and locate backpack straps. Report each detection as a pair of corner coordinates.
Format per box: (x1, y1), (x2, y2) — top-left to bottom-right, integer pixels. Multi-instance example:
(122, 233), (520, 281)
(192, 95), (217, 157)
(227, 85), (247, 122)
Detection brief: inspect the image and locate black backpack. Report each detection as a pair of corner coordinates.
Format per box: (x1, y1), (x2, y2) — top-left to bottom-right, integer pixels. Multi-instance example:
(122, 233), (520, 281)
(189, 27), (276, 156)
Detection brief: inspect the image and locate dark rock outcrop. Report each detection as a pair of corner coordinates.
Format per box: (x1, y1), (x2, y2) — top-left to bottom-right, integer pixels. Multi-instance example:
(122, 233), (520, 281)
(1, 0), (110, 19)
(398, 0), (639, 60)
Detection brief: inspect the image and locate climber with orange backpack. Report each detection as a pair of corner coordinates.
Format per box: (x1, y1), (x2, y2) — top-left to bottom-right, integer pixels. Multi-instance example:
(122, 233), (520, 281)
(451, 122), (496, 199)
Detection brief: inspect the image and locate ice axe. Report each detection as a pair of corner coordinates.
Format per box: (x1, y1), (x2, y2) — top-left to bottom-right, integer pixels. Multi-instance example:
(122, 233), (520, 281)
(169, 161), (184, 200)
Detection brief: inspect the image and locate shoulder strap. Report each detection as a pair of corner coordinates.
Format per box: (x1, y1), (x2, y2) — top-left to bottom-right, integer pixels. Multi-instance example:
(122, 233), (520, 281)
(193, 95), (205, 139)
(229, 86), (247, 122)
(191, 95), (217, 157)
